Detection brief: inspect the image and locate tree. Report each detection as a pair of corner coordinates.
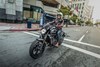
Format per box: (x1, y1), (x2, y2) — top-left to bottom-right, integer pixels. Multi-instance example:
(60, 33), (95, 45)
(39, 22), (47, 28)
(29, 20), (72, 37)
(85, 20), (93, 26)
(78, 19), (85, 25)
(58, 6), (71, 16)
(77, 19), (81, 25)
(70, 14), (78, 24)
(94, 22), (100, 26)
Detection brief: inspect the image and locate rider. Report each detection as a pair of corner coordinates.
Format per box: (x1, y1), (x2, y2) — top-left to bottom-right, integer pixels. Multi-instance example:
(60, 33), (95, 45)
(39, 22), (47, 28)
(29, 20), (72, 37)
(55, 12), (64, 47)
(48, 12), (64, 47)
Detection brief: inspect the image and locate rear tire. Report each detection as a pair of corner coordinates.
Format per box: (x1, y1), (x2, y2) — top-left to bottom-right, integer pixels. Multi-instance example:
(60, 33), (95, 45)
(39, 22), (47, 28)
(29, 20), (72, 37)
(29, 40), (45, 59)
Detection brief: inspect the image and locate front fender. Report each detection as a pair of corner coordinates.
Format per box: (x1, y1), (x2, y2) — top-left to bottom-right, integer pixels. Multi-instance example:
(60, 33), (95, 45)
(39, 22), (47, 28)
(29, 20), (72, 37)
(36, 38), (46, 47)
(37, 38), (44, 42)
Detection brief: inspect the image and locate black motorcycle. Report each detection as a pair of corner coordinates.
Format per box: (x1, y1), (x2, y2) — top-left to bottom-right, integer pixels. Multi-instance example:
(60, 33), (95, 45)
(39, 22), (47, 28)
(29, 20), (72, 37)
(29, 24), (65, 59)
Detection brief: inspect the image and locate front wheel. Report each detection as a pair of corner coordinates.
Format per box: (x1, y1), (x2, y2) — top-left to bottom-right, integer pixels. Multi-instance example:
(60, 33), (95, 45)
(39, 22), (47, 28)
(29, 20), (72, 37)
(29, 40), (45, 59)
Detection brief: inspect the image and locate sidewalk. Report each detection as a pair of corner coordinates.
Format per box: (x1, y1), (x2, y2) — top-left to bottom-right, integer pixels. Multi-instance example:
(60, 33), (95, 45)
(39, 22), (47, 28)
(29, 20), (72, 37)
(0, 22), (81, 31)
(0, 22), (40, 31)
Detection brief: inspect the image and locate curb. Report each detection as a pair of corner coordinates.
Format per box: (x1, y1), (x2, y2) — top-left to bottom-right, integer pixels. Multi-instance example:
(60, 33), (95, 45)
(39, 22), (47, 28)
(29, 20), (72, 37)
(2, 28), (40, 31)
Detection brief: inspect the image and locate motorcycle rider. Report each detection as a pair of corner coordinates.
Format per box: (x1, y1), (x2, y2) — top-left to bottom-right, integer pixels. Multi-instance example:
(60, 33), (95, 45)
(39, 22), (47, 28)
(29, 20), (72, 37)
(55, 12), (64, 47)
(46, 12), (64, 47)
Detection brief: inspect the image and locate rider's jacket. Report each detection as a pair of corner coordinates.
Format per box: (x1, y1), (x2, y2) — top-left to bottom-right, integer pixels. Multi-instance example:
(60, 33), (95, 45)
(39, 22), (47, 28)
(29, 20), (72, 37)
(52, 18), (64, 29)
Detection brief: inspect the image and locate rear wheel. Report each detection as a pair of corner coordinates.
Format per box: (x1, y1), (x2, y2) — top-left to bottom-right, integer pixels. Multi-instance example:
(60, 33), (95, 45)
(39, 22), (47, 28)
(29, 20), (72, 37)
(29, 40), (45, 59)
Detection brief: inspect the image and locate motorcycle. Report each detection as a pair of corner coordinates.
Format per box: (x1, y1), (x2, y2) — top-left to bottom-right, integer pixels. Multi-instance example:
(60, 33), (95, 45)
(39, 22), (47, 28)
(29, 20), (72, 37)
(29, 23), (65, 59)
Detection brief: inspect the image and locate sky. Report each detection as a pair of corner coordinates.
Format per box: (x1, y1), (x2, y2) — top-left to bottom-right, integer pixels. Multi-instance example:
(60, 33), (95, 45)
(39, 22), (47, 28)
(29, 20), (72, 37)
(89, 0), (100, 21)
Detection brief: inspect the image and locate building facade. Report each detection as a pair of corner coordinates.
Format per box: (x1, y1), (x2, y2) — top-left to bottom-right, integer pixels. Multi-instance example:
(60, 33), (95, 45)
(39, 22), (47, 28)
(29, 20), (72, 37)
(36, 0), (68, 15)
(23, 0), (60, 22)
(0, 0), (68, 22)
(71, 0), (86, 18)
(68, 0), (93, 22)
(66, 0), (89, 20)
(83, 5), (94, 21)
(0, 0), (23, 21)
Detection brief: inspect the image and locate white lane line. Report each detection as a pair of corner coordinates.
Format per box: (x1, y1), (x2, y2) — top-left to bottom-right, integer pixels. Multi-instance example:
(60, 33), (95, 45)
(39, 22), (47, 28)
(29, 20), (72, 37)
(62, 43), (100, 59)
(86, 31), (89, 33)
(23, 31), (100, 49)
(64, 38), (100, 49)
(33, 31), (40, 34)
(78, 35), (85, 42)
(78, 30), (89, 42)
(23, 31), (39, 37)
(23, 31), (100, 59)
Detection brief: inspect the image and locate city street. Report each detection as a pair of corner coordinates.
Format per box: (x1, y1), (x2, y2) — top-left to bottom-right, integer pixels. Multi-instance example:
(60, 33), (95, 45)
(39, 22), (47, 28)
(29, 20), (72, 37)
(0, 26), (100, 67)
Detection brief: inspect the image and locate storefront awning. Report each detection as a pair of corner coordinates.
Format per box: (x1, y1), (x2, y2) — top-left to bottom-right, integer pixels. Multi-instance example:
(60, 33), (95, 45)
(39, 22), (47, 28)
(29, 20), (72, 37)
(45, 13), (56, 18)
(42, 0), (59, 7)
(45, 11), (57, 15)
(42, 0), (59, 5)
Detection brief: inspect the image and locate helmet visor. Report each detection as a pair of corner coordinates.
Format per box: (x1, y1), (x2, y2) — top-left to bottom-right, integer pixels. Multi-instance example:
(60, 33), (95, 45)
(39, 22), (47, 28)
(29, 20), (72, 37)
(57, 14), (62, 16)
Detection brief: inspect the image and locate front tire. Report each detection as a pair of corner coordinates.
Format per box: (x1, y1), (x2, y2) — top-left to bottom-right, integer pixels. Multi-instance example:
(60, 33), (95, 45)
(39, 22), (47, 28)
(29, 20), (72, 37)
(29, 40), (45, 59)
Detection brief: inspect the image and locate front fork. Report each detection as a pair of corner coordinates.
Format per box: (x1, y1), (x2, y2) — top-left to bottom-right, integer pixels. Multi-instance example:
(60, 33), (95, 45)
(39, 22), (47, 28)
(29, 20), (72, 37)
(38, 34), (47, 46)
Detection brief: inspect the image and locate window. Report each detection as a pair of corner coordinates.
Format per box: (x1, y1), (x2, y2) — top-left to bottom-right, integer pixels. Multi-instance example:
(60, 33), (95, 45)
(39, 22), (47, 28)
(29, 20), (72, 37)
(83, 3), (85, 5)
(71, 5), (72, 8)
(78, 4), (79, 9)
(8, 0), (14, 3)
(73, 4), (74, 8)
(79, 4), (81, 9)
(81, 11), (83, 14)
(79, 11), (80, 15)
(75, 4), (76, 8)
(82, 6), (84, 9)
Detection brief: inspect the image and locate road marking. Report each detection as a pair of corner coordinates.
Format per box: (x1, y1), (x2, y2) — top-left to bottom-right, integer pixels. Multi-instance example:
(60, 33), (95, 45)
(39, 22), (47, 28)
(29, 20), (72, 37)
(23, 31), (39, 37)
(33, 31), (40, 34)
(78, 35), (85, 42)
(78, 31), (89, 42)
(23, 31), (100, 49)
(62, 43), (100, 59)
(78, 30), (89, 42)
(64, 38), (100, 49)
(23, 31), (100, 59)
(86, 31), (89, 33)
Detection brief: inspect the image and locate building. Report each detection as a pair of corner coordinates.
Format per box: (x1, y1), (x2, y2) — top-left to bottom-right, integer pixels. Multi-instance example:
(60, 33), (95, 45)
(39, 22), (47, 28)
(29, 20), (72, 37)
(35, 0), (68, 16)
(23, 0), (68, 22)
(67, 0), (94, 22)
(83, 5), (94, 21)
(0, 0), (69, 22)
(88, 6), (94, 20)
(68, 0), (88, 19)
(0, 0), (23, 22)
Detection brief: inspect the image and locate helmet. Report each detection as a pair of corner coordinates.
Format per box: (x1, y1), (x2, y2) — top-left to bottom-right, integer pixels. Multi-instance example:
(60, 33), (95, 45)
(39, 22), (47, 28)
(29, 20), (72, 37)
(57, 12), (63, 17)
(57, 12), (63, 19)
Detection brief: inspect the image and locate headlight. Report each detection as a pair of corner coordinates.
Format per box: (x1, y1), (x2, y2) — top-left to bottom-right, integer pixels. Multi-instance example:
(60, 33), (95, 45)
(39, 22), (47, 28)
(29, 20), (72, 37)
(41, 29), (46, 34)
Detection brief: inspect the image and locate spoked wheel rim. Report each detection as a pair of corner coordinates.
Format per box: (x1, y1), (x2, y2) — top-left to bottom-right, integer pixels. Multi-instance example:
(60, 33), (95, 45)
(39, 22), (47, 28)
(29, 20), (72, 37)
(29, 40), (46, 59)
(32, 42), (44, 57)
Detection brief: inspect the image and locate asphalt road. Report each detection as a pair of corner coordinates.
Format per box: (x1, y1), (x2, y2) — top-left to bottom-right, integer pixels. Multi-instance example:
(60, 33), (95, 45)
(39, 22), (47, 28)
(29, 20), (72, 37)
(0, 26), (100, 67)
